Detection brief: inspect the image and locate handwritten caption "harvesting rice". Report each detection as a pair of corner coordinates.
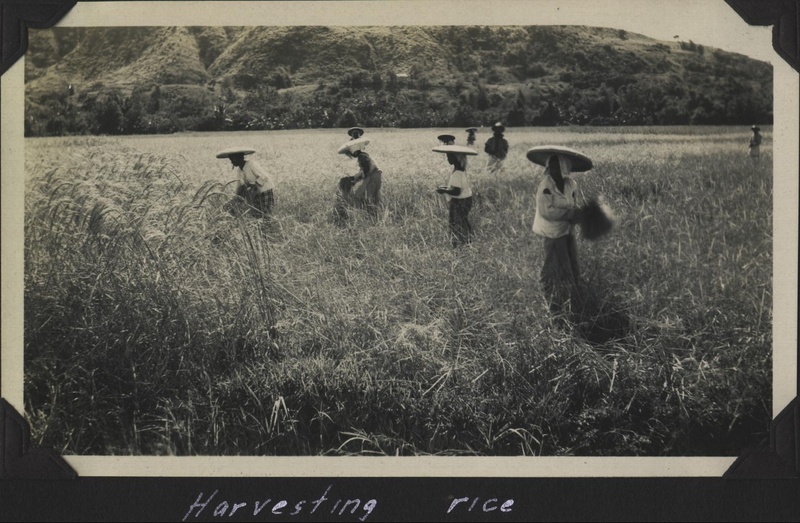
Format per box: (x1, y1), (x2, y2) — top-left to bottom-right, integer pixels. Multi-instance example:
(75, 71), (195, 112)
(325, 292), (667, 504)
(182, 484), (515, 520)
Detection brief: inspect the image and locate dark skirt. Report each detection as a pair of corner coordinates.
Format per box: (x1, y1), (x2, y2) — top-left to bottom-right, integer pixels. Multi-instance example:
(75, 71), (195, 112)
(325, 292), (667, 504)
(353, 172), (382, 217)
(235, 185), (274, 218)
(541, 233), (581, 312)
(448, 197), (473, 247)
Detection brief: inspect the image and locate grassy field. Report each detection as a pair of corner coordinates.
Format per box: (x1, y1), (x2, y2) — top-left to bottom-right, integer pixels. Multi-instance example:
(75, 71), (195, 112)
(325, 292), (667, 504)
(23, 126), (772, 456)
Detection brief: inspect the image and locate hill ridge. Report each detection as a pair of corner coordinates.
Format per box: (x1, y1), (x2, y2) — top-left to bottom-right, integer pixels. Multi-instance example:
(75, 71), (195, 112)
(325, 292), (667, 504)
(24, 25), (773, 136)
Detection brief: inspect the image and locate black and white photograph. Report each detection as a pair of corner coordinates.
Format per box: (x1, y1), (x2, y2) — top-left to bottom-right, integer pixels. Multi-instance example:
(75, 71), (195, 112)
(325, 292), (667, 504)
(2, 0), (797, 490)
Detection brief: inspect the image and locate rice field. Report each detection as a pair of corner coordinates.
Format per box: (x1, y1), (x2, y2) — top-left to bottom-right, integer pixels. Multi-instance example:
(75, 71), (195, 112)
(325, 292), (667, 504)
(23, 126), (773, 456)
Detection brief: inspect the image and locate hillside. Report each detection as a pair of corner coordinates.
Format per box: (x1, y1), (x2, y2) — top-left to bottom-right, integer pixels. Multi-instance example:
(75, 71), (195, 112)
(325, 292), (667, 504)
(24, 25), (773, 136)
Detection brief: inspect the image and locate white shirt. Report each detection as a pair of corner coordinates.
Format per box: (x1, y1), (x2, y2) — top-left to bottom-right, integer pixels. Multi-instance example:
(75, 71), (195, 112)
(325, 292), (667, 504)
(237, 159), (274, 193)
(446, 169), (472, 201)
(532, 175), (577, 238)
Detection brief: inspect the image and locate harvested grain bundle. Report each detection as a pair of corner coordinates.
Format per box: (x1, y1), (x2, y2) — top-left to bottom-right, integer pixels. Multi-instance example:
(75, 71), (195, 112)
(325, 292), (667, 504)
(578, 197), (615, 240)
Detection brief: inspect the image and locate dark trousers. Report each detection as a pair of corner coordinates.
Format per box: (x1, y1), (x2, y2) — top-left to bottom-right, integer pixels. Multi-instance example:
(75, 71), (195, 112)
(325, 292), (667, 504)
(448, 197), (473, 247)
(541, 234), (581, 312)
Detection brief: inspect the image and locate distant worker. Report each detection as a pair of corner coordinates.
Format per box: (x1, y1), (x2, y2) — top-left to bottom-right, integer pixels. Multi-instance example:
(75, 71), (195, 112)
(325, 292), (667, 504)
(484, 122), (509, 175)
(433, 143), (478, 247)
(437, 134), (456, 145)
(466, 127), (478, 147)
(748, 125), (762, 158)
(216, 146), (275, 218)
(348, 127), (365, 140)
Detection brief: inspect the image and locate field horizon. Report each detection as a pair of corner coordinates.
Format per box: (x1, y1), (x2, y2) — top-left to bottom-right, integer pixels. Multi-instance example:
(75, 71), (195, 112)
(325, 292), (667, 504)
(23, 125), (773, 457)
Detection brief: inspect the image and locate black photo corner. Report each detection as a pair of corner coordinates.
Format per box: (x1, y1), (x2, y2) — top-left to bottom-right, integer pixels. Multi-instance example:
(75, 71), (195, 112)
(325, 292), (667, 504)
(1, 0), (799, 520)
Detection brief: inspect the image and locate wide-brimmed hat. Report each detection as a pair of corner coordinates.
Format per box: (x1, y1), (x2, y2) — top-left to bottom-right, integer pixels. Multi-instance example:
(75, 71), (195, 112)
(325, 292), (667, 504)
(216, 147), (256, 159)
(465, 127), (478, 133)
(751, 125), (761, 131)
(491, 122), (505, 132)
(347, 127), (365, 139)
(338, 136), (370, 155)
(432, 145), (479, 156)
(526, 145), (593, 172)
(437, 134), (456, 145)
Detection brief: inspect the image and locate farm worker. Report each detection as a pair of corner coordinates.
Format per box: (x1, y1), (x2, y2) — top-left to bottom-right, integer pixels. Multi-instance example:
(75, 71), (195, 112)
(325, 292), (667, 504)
(527, 145), (593, 312)
(215, 147), (275, 218)
(465, 127), (478, 147)
(437, 134), (456, 145)
(348, 126), (365, 140)
(484, 122), (509, 175)
(432, 144), (478, 247)
(337, 136), (382, 217)
(748, 125), (762, 158)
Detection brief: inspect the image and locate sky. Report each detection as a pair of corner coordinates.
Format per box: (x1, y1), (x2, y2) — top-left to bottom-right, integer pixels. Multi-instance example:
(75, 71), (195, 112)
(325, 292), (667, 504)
(585, 1), (776, 63)
(57, 0), (778, 64)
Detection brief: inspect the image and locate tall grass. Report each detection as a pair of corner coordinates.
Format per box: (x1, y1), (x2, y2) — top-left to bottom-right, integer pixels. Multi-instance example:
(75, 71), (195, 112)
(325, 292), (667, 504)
(23, 127), (772, 456)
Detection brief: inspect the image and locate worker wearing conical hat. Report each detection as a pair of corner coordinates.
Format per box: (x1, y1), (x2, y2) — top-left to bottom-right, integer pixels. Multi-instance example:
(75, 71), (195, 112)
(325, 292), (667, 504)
(338, 136), (382, 218)
(433, 143), (478, 247)
(529, 149), (588, 313)
(216, 147), (275, 218)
